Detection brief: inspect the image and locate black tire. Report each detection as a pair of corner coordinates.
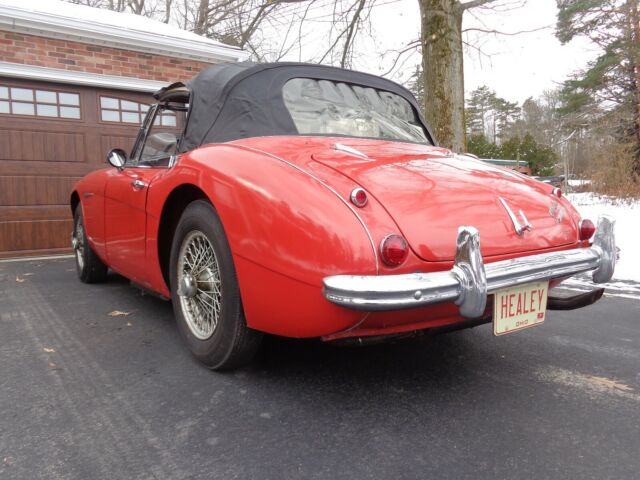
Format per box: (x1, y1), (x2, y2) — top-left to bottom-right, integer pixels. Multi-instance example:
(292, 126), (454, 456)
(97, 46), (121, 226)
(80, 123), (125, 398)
(169, 200), (263, 370)
(73, 205), (108, 283)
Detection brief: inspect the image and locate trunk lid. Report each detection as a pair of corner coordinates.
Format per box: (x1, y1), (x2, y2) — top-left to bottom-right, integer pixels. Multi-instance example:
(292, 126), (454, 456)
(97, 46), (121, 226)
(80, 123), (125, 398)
(311, 140), (578, 262)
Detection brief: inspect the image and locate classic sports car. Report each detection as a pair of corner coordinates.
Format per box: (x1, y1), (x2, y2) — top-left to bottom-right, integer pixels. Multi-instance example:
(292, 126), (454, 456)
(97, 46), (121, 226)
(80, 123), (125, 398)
(70, 62), (616, 370)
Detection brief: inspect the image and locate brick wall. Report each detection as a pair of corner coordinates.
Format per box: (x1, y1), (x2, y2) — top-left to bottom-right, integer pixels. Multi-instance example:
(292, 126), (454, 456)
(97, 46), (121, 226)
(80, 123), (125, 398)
(0, 31), (212, 81)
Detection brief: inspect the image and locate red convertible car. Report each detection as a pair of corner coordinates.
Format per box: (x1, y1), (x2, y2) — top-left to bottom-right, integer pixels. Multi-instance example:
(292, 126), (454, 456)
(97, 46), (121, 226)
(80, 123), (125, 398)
(71, 62), (616, 369)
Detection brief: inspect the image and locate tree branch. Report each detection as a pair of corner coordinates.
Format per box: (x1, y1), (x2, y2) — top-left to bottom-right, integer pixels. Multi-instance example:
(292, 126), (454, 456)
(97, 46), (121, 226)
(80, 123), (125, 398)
(340, 0), (367, 67)
(460, 0), (499, 11)
(380, 39), (420, 76)
(462, 25), (551, 36)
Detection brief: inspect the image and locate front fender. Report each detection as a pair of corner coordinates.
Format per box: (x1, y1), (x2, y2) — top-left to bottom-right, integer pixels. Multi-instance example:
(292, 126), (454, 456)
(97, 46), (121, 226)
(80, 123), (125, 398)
(70, 169), (110, 262)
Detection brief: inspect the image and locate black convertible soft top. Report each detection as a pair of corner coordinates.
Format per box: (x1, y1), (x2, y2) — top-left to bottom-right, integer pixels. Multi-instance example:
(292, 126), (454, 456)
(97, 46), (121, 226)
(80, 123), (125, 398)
(154, 62), (435, 151)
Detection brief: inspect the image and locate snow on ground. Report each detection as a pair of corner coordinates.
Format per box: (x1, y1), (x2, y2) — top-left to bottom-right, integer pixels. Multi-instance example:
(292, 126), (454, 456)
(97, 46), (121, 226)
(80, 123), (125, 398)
(561, 193), (640, 300)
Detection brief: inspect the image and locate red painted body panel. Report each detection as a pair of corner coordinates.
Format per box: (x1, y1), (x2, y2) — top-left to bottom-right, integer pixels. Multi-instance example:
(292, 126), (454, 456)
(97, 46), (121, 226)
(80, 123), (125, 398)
(104, 168), (162, 284)
(71, 136), (585, 340)
(269, 137), (579, 261)
(76, 170), (108, 261)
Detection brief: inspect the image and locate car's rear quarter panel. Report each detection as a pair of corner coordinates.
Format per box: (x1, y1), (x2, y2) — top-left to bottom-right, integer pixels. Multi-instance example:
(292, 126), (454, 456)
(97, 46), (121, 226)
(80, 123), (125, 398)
(144, 145), (379, 337)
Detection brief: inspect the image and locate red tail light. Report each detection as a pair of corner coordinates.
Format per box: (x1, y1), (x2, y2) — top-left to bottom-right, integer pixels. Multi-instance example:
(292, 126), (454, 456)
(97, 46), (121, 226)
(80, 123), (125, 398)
(579, 219), (596, 241)
(350, 187), (368, 207)
(380, 234), (409, 267)
(553, 187), (562, 198)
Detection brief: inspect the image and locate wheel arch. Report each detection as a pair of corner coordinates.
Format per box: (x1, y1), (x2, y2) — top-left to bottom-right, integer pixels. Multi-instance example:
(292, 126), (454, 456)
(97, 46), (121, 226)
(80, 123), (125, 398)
(70, 190), (80, 215)
(157, 183), (211, 289)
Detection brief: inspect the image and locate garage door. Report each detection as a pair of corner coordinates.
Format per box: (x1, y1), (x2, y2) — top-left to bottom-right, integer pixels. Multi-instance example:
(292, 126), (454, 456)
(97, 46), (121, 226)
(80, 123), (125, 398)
(0, 78), (155, 258)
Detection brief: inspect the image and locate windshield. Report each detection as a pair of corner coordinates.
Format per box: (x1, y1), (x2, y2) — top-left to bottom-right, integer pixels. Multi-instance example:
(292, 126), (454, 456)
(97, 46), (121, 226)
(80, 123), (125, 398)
(283, 78), (429, 144)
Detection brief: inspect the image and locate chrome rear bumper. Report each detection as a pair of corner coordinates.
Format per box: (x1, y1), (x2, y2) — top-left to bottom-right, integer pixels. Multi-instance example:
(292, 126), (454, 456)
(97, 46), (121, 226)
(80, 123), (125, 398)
(322, 216), (616, 318)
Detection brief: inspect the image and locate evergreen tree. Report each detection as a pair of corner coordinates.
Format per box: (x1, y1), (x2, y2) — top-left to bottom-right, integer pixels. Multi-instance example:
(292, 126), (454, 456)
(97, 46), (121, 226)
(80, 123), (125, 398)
(465, 86), (494, 136)
(556, 0), (640, 174)
(465, 86), (519, 142)
(407, 65), (425, 113)
(466, 133), (558, 176)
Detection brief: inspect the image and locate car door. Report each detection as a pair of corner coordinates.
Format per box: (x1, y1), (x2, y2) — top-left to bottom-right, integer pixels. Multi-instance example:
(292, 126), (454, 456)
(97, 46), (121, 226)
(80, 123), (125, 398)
(104, 104), (181, 284)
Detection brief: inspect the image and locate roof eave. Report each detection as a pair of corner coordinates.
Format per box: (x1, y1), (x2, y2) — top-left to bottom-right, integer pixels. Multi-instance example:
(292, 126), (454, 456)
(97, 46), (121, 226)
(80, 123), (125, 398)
(0, 4), (250, 63)
(0, 61), (168, 92)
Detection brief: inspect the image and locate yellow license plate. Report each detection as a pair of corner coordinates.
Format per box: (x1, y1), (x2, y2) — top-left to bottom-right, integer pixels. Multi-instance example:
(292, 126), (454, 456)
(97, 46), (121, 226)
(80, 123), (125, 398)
(493, 281), (549, 336)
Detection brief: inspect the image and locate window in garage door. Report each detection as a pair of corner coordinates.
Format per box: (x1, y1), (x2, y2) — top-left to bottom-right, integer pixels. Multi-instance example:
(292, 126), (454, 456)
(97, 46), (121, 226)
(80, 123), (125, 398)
(0, 85), (81, 119)
(99, 95), (176, 126)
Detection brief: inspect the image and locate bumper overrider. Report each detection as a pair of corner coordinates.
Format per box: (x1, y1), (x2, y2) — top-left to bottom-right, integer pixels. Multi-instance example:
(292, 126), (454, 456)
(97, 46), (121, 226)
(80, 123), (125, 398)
(323, 216), (616, 318)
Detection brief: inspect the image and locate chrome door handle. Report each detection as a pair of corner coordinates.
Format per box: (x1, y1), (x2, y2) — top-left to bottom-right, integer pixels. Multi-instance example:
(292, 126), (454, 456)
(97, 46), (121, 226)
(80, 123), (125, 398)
(131, 179), (146, 189)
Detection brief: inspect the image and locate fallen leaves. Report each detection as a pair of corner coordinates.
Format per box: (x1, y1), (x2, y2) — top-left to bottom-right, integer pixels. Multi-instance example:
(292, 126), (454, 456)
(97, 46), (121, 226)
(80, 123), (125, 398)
(15, 277), (25, 283)
(584, 375), (635, 393)
(108, 310), (131, 317)
(537, 366), (639, 402)
(43, 347), (56, 353)
(48, 362), (61, 371)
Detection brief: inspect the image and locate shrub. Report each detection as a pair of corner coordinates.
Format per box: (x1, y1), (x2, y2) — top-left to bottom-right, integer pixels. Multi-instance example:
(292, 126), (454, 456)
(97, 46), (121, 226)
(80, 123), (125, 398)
(466, 133), (558, 176)
(588, 142), (640, 199)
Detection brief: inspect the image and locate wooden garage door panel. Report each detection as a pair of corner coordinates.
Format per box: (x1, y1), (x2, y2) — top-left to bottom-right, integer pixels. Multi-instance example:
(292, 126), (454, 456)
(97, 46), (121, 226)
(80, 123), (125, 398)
(0, 219), (72, 253)
(0, 78), (154, 258)
(101, 134), (137, 157)
(0, 205), (69, 221)
(0, 128), (87, 162)
(0, 176), (79, 206)
(0, 160), (98, 176)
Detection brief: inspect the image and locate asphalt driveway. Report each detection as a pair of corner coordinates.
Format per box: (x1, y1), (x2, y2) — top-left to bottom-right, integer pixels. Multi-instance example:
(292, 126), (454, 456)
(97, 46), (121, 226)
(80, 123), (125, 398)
(1, 257), (639, 479)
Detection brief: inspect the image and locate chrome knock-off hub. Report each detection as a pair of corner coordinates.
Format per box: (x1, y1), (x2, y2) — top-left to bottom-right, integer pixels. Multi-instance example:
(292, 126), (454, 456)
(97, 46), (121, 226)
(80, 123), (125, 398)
(178, 274), (198, 299)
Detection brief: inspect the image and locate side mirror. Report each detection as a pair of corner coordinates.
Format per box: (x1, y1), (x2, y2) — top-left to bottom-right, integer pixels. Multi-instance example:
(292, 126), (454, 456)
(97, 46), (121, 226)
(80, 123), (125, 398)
(107, 148), (127, 170)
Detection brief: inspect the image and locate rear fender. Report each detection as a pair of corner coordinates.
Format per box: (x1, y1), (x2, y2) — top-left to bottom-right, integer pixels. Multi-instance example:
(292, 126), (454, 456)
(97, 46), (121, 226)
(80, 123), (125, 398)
(145, 145), (377, 336)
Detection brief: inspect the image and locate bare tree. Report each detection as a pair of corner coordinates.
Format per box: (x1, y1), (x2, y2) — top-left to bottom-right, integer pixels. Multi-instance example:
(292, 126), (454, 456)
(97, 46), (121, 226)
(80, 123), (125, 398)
(67, 0), (533, 153)
(163, 0), (174, 23)
(281, 0), (529, 150)
(128, 0), (146, 14)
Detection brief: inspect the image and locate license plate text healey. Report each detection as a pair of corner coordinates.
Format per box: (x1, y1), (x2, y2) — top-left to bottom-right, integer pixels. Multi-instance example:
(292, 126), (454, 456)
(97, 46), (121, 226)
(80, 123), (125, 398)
(493, 281), (549, 336)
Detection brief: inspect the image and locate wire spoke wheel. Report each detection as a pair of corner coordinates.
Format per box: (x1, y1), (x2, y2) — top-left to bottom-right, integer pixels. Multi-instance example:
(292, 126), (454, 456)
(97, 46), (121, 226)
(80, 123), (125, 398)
(74, 215), (85, 270)
(177, 230), (223, 340)
(170, 201), (262, 369)
(72, 206), (107, 284)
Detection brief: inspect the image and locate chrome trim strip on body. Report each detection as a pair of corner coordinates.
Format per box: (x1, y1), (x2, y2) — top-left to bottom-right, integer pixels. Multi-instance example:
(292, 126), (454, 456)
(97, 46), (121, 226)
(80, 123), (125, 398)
(323, 216), (616, 318)
(333, 143), (369, 159)
(519, 211), (532, 232)
(230, 144), (380, 274)
(498, 196), (530, 235)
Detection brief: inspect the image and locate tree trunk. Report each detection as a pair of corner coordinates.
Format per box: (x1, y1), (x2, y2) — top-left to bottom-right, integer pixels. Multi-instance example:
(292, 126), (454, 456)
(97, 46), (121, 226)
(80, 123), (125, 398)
(419, 0), (466, 152)
(628, 0), (640, 175)
(128, 0), (145, 15)
(194, 0), (210, 35)
(163, 0), (173, 24)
